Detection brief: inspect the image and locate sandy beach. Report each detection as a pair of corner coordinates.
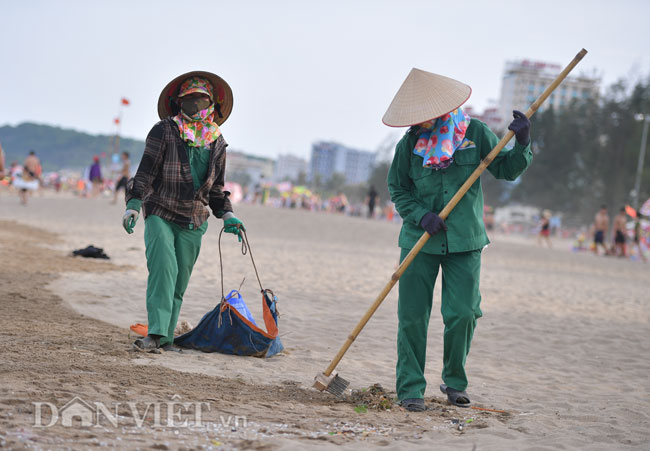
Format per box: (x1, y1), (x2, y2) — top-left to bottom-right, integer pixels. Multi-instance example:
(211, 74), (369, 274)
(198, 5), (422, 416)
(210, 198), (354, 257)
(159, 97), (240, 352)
(1, 192), (649, 450)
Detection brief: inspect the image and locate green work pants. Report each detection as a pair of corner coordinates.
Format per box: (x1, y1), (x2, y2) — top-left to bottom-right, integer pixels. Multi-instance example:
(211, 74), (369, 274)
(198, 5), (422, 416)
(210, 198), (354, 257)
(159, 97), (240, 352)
(396, 248), (482, 400)
(144, 215), (207, 346)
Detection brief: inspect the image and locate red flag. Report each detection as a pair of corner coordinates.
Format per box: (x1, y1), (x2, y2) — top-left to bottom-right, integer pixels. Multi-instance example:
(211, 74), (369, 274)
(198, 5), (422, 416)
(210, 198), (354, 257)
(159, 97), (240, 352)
(121, 97), (130, 106)
(114, 117), (120, 124)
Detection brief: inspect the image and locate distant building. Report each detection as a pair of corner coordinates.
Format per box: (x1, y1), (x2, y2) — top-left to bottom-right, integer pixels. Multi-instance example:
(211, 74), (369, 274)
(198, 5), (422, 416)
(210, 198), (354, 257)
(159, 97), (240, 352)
(226, 151), (274, 189)
(273, 154), (307, 182)
(494, 204), (540, 228)
(497, 59), (600, 130)
(464, 105), (503, 132)
(310, 141), (375, 185)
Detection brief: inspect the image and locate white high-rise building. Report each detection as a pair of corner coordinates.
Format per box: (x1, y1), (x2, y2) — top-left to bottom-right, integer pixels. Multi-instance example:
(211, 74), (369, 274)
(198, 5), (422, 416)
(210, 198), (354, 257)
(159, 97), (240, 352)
(310, 141), (375, 185)
(226, 150), (274, 188)
(497, 59), (600, 130)
(464, 104), (502, 132)
(273, 154), (308, 182)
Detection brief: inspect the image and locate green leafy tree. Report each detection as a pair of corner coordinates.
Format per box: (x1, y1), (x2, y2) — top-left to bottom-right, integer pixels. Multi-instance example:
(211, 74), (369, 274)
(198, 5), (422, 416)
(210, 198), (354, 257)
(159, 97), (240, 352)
(228, 171), (252, 188)
(368, 161), (391, 204)
(310, 173), (322, 190)
(508, 74), (650, 225)
(326, 172), (347, 192)
(0, 123), (144, 172)
(294, 170), (307, 186)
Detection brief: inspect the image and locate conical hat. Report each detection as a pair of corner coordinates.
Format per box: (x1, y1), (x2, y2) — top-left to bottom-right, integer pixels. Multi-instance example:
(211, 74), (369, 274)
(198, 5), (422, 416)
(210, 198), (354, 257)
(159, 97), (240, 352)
(382, 68), (471, 127)
(157, 70), (233, 125)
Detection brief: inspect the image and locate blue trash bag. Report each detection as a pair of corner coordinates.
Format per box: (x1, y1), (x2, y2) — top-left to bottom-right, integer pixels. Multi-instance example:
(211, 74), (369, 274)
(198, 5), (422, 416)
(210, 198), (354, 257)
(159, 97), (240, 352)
(174, 227), (284, 357)
(225, 290), (257, 326)
(174, 288), (284, 358)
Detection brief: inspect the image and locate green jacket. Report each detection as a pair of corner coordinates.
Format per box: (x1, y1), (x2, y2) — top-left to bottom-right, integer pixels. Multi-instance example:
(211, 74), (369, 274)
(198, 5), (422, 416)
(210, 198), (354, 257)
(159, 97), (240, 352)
(387, 118), (533, 255)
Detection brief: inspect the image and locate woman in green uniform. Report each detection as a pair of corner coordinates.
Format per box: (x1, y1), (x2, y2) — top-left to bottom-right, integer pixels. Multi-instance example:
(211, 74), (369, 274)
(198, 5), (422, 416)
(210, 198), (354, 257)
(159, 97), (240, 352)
(123, 71), (244, 352)
(384, 69), (533, 411)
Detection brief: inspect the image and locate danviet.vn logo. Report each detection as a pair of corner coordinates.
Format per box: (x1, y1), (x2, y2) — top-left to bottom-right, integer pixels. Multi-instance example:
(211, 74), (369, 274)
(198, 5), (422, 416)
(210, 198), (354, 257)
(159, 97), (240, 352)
(33, 394), (246, 429)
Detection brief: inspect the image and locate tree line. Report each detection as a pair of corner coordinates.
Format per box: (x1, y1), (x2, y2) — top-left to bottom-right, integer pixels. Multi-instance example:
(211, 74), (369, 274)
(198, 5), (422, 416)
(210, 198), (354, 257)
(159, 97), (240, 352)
(0, 123), (145, 172)
(506, 74), (650, 225)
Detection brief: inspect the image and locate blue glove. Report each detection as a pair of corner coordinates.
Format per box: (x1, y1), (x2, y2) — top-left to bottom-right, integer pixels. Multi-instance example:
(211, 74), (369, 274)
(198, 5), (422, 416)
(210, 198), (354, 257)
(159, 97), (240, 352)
(508, 110), (531, 145)
(420, 212), (447, 236)
(224, 216), (245, 242)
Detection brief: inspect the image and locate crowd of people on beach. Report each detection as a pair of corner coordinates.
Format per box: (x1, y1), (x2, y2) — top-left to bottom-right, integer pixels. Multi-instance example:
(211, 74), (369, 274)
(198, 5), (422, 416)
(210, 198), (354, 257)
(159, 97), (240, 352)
(242, 181), (401, 222)
(0, 147), (43, 205)
(530, 204), (650, 262)
(2, 140), (648, 263)
(584, 205), (649, 261)
(479, 199), (649, 262)
(0, 147), (132, 203)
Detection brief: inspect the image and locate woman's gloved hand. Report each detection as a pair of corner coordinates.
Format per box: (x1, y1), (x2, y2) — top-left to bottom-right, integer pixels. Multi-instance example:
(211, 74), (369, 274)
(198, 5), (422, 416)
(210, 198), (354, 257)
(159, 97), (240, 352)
(223, 213), (245, 242)
(508, 110), (531, 145)
(420, 212), (447, 236)
(122, 209), (139, 234)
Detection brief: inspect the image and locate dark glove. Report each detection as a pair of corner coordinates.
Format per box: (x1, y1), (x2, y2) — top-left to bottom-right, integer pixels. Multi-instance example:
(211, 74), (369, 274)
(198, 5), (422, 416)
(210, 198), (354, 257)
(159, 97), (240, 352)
(420, 212), (447, 236)
(508, 110), (531, 145)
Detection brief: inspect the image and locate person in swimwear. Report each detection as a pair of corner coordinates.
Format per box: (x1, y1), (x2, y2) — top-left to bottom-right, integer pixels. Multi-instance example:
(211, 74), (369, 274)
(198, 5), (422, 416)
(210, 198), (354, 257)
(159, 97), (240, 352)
(537, 209), (552, 248)
(593, 205), (609, 256)
(612, 207), (628, 257)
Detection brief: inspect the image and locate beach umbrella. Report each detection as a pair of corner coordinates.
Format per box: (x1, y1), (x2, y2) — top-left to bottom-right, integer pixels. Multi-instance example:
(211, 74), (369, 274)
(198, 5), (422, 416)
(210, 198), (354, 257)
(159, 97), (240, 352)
(640, 198), (650, 218)
(625, 205), (637, 218)
(276, 181), (292, 193)
(292, 186), (312, 196)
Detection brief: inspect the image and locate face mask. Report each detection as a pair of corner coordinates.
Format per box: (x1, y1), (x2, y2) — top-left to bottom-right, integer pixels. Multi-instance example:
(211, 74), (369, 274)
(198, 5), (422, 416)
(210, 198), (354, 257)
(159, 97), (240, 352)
(180, 97), (212, 116)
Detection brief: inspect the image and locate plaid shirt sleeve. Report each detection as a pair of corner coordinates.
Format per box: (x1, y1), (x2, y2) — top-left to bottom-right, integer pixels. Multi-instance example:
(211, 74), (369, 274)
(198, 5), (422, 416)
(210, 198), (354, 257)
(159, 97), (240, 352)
(126, 123), (166, 205)
(208, 147), (233, 218)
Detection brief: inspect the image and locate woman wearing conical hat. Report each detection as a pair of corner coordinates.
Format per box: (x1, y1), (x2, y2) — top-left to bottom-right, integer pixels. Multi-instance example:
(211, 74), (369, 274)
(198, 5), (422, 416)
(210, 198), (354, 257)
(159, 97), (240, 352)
(123, 71), (244, 352)
(385, 69), (533, 411)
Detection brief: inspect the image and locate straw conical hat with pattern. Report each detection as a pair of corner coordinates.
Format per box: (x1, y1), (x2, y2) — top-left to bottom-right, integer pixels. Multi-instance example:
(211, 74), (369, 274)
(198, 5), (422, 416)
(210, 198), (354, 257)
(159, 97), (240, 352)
(158, 70), (233, 125)
(382, 68), (472, 127)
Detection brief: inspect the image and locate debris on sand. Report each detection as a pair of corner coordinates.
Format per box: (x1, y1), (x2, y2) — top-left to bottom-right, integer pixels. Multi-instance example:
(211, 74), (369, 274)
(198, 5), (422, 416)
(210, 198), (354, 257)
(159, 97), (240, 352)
(349, 384), (394, 411)
(174, 319), (193, 336)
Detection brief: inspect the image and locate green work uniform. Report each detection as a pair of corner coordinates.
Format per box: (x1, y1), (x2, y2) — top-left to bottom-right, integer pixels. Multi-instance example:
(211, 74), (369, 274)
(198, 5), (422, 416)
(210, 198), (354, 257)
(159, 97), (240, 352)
(128, 145), (211, 346)
(144, 215), (207, 345)
(387, 118), (533, 399)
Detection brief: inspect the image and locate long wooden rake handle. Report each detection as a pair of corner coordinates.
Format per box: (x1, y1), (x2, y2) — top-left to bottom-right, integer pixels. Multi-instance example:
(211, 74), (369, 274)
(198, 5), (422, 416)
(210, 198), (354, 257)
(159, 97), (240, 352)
(322, 48), (588, 378)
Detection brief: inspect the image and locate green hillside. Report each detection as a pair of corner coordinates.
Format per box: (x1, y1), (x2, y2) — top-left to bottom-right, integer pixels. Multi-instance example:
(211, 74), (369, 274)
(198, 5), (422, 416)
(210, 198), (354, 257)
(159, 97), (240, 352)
(0, 122), (145, 172)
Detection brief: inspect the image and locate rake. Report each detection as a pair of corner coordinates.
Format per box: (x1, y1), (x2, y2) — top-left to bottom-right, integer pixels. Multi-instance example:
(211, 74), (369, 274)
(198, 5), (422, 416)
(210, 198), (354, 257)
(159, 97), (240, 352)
(313, 48), (588, 397)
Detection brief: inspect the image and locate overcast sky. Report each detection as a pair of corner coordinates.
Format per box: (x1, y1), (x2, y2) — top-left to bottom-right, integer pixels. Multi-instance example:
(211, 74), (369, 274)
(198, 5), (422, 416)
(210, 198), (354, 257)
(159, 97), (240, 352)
(2, 0), (649, 159)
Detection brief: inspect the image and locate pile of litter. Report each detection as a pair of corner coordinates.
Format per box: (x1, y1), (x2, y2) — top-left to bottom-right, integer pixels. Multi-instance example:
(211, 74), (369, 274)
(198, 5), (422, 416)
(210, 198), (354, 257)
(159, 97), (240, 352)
(349, 384), (394, 411)
(174, 320), (193, 336)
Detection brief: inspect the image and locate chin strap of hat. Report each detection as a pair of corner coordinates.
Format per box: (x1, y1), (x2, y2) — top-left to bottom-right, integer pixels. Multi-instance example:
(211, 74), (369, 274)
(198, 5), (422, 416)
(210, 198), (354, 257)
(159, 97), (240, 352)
(214, 102), (223, 119)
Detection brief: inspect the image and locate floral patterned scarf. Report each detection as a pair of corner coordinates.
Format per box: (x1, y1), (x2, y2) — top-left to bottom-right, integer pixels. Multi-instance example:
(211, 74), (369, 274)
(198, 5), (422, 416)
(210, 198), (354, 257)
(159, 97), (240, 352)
(413, 108), (471, 169)
(172, 77), (221, 147)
